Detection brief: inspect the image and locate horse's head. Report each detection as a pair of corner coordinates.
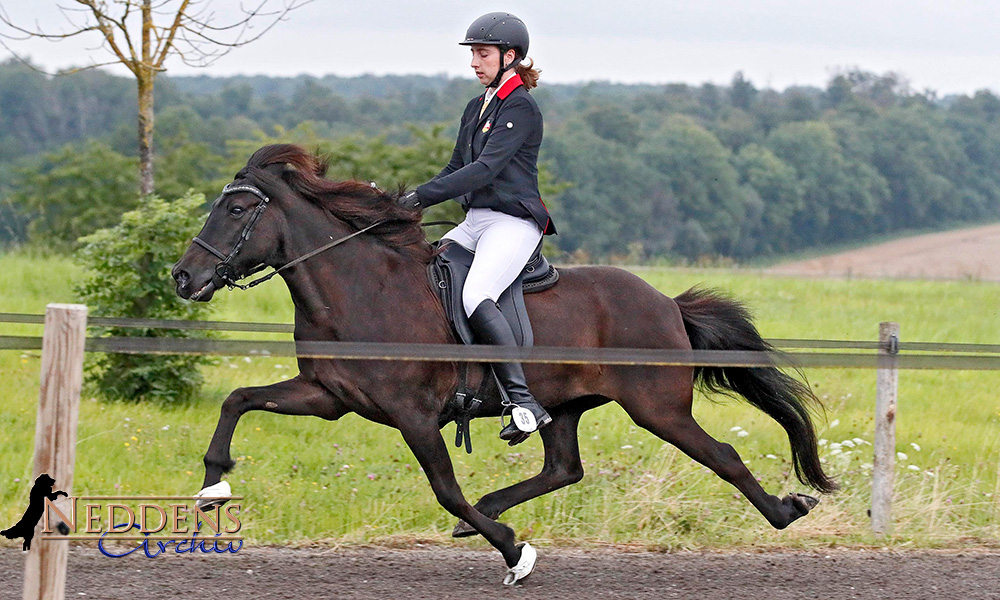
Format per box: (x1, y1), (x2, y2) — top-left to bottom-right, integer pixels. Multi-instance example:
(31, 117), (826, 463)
(172, 149), (308, 302)
(173, 144), (432, 302)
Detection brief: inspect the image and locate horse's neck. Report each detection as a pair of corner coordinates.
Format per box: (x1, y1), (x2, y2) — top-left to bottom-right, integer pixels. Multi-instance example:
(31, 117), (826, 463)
(279, 233), (433, 342)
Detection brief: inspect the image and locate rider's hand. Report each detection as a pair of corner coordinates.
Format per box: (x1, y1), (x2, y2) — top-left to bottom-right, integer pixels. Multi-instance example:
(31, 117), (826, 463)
(397, 191), (422, 210)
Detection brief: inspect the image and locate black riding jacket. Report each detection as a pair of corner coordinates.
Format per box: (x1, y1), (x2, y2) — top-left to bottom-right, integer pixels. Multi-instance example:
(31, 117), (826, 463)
(416, 74), (555, 235)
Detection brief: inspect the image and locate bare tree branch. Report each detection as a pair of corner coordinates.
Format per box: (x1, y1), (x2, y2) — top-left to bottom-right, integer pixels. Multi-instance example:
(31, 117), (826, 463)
(152, 0), (190, 68)
(0, 37), (121, 75)
(0, 4), (101, 41)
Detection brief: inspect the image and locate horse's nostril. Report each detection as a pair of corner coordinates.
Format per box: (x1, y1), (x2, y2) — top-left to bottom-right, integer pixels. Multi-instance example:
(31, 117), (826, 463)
(174, 269), (189, 285)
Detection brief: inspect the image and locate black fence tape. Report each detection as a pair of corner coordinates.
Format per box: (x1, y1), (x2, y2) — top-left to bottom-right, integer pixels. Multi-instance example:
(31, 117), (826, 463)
(3, 333), (999, 370)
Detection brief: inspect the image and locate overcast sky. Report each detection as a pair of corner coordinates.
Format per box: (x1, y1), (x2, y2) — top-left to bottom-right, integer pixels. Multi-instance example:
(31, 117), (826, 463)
(2, 0), (998, 95)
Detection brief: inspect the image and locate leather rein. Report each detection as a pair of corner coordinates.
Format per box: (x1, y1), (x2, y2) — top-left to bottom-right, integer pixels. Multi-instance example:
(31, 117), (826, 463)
(192, 182), (384, 291)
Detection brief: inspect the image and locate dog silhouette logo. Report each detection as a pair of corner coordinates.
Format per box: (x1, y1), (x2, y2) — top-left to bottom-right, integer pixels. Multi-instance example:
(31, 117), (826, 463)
(2, 474), (68, 551)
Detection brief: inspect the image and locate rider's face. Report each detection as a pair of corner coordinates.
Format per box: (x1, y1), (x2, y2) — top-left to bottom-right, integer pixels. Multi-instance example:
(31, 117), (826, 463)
(470, 44), (512, 86)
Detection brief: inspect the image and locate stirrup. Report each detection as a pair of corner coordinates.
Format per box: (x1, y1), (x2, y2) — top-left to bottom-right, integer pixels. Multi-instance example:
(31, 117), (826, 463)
(498, 404), (551, 444)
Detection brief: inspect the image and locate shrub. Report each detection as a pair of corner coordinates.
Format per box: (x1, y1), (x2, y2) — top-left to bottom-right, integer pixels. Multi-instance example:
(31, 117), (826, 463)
(75, 191), (212, 402)
(10, 141), (141, 249)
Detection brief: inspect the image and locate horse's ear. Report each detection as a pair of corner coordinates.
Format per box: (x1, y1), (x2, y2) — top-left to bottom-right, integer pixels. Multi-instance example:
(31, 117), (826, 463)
(260, 162), (294, 180)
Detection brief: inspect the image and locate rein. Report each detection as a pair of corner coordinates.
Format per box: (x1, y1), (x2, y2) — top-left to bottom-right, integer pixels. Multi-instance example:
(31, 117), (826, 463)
(193, 182), (384, 291)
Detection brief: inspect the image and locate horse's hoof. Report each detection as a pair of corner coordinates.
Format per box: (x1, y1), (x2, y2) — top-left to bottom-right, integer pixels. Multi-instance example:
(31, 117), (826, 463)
(791, 492), (820, 511)
(502, 542), (536, 586)
(452, 519), (479, 538)
(195, 481), (232, 509)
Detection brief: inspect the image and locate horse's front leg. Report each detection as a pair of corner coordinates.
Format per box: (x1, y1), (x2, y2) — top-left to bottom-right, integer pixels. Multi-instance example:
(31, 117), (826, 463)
(201, 375), (345, 490)
(397, 416), (535, 583)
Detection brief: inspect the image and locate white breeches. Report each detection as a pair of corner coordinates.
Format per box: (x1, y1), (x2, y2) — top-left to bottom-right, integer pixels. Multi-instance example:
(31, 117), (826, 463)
(442, 208), (544, 317)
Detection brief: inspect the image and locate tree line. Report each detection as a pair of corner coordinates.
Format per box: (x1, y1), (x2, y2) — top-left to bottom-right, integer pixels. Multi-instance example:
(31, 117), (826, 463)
(2, 59), (999, 261)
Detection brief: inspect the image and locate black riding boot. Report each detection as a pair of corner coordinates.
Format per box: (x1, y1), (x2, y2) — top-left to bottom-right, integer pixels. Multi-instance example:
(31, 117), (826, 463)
(468, 299), (551, 444)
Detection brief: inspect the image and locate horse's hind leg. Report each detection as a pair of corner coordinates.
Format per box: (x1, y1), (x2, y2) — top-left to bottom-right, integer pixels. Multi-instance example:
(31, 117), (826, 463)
(201, 376), (345, 490)
(453, 404), (588, 537)
(620, 372), (818, 530)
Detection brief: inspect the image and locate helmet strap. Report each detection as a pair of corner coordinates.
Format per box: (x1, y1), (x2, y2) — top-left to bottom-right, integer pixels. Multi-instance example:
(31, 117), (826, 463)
(487, 49), (522, 88)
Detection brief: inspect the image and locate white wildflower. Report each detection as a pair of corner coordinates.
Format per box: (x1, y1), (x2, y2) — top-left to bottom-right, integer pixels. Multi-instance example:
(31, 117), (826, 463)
(737, 430), (749, 437)
(910, 443), (921, 452)
(730, 426), (743, 432)
(897, 452), (908, 461)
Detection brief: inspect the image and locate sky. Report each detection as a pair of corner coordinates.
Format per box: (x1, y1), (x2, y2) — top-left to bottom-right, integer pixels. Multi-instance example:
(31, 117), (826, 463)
(1, 0), (998, 95)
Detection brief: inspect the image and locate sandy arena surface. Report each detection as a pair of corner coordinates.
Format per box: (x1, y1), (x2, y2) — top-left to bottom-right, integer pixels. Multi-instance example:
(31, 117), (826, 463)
(766, 223), (1000, 281)
(3, 546), (1000, 599)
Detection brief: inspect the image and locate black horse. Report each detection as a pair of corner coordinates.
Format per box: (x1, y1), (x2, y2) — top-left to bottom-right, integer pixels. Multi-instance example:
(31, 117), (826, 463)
(172, 144), (836, 584)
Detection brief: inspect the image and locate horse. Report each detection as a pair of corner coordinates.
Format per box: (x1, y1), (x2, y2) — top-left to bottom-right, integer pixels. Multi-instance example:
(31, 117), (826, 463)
(171, 143), (837, 585)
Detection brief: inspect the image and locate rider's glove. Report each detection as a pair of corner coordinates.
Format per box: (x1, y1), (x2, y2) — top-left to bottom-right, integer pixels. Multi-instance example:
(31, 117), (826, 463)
(398, 190), (422, 210)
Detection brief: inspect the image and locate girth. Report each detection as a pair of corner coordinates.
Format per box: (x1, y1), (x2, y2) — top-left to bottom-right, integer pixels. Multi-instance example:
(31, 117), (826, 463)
(428, 241), (558, 452)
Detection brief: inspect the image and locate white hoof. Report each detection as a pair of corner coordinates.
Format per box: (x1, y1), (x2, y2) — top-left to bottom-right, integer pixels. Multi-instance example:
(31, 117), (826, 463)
(195, 481), (232, 509)
(502, 542), (537, 586)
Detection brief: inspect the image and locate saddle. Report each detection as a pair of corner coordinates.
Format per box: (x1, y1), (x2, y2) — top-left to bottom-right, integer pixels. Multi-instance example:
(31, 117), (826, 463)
(428, 241), (559, 452)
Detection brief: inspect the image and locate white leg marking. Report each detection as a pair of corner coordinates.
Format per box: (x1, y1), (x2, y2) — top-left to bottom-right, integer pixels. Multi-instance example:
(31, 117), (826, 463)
(502, 542), (537, 586)
(195, 480), (232, 509)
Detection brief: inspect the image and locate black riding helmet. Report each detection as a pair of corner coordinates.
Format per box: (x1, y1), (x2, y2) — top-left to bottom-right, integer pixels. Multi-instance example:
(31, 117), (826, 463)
(460, 12), (529, 88)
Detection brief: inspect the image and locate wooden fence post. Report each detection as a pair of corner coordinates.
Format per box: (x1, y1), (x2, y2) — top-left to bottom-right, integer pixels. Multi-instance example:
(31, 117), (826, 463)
(871, 321), (899, 536)
(22, 304), (87, 600)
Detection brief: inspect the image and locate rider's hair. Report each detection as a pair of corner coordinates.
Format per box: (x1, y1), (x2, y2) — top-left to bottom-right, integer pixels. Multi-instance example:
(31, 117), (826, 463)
(515, 58), (540, 90)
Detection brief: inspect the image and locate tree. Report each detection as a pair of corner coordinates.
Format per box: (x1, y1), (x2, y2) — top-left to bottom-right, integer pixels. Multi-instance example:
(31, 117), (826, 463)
(734, 143), (803, 253)
(0, 0), (310, 195)
(766, 121), (888, 244)
(10, 140), (140, 248)
(583, 104), (641, 146)
(729, 71), (757, 110)
(639, 115), (755, 256)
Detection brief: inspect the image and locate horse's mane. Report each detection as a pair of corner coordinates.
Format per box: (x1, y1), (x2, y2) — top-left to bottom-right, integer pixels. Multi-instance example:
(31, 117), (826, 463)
(242, 144), (435, 263)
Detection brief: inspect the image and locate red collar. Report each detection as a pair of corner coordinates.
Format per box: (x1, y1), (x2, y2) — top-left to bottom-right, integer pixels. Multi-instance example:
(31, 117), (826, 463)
(496, 73), (524, 100)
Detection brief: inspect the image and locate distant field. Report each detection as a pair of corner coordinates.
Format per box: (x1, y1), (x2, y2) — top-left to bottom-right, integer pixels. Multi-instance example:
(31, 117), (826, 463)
(767, 223), (1000, 281)
(1, 249), (998, 550)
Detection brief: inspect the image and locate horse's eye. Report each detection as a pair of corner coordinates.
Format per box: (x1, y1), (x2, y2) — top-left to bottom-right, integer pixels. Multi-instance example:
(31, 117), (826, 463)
(230, 206), (245, 217)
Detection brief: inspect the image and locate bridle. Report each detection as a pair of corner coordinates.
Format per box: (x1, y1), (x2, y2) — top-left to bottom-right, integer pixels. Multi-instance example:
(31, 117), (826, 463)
(192, 182), (383, 291)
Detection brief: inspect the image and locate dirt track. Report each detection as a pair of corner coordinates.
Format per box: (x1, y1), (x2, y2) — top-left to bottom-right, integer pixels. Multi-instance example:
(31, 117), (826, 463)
(766, 223), (1000, 281)
(3, 546), (999, 599)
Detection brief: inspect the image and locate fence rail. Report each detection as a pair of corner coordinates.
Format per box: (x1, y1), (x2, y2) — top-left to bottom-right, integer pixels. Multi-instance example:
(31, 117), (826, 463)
(2, 313), (999, 370)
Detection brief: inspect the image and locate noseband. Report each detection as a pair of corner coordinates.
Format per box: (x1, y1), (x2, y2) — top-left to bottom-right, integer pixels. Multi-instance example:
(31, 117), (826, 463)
(192, 182), (383, 291)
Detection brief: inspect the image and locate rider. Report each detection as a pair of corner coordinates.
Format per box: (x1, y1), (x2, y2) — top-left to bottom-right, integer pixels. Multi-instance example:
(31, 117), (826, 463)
(398, 12), (556, 444)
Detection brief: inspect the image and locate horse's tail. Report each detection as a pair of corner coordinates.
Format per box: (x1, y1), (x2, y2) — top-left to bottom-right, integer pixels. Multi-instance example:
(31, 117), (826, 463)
(674, 286), (838, 494)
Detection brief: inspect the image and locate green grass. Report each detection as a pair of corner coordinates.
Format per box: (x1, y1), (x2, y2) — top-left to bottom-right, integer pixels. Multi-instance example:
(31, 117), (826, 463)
(1, 250), (998, 550)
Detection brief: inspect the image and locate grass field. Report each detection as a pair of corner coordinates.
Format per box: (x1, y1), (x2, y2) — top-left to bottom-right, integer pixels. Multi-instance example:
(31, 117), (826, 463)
(1, 250), (998, 550)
